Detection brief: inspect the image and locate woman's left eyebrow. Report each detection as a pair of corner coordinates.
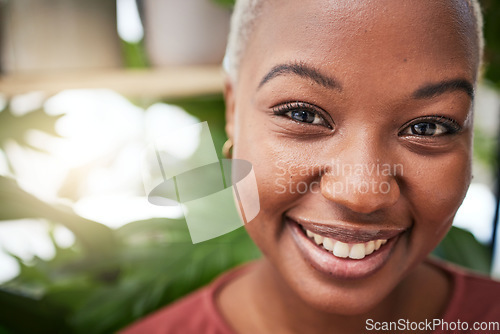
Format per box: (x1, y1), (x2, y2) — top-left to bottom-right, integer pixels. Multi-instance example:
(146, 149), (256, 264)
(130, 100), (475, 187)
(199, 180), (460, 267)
(412, 79), (474, 100)
(257, 62), (342, 91)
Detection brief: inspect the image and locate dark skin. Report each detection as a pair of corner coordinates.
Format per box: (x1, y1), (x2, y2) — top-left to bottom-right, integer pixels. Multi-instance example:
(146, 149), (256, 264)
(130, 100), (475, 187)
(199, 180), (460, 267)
(220, 0), (479, 333)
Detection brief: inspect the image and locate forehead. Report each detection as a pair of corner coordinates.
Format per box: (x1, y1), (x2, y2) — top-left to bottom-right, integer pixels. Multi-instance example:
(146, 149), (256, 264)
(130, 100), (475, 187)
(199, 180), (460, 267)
(240, 0), (478, 88)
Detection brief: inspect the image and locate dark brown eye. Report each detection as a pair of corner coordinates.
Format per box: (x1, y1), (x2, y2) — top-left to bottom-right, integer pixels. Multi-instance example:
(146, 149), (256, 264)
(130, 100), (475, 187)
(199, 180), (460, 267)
(402, 122), (446, 136)
(411, 123), (438, 136)
(289, 110), (317, 124)
(272, 101), (332, 129)
(399, 116), (461, 137)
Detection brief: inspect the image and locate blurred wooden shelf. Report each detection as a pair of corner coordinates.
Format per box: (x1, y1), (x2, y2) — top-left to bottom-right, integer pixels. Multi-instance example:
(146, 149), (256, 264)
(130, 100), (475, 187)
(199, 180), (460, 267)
(0, 66), (225, 98)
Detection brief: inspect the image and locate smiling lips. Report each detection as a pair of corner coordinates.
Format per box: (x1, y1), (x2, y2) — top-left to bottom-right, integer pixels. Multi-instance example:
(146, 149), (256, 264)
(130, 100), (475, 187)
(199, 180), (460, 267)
(287, 216), (406, 279)
(303, 227), (388, 260)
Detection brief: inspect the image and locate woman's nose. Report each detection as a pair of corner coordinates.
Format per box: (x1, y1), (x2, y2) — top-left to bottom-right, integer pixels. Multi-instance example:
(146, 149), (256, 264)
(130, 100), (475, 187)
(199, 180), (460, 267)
(319, 141), (401, 214)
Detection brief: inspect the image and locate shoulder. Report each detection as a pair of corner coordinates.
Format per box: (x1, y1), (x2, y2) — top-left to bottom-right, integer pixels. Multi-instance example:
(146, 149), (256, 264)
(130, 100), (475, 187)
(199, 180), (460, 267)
(119, 264), (254, 334)
(120, 287), (219, 334)
(431, 258), (500, 322)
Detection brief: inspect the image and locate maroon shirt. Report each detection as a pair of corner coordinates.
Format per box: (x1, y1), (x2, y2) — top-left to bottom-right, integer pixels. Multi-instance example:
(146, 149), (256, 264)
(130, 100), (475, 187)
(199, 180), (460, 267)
(120, 259), (500, 334)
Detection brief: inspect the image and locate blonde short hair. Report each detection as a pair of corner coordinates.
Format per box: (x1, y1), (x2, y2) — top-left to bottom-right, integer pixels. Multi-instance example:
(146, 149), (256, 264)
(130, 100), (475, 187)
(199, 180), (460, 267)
(223, 0), (484, 82)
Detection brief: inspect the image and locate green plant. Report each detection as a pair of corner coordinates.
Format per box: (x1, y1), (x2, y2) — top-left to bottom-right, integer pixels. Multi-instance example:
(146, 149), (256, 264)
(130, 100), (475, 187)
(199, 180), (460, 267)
(0, 176), (260, 334)
(432, 226), (492, 274)
(0, 95), (260, 333)
(481, 0), (500, 88)
(211, 0), (236, 8)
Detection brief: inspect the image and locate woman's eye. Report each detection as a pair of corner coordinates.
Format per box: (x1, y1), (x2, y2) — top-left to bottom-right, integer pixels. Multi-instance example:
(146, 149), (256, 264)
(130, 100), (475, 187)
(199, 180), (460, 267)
(400, 117), (461, 137)
(287, 110), (322, 124)
(410, 122), (442, 136)
(272, 102), (332, 128)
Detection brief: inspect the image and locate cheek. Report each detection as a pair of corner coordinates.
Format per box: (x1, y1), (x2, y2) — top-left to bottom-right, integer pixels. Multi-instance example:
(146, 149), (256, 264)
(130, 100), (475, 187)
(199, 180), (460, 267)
(403, 151), (471, 253)
(233, 120), (320, 253)
(235, 124), (325, 218)
(236, 142), (304, 248)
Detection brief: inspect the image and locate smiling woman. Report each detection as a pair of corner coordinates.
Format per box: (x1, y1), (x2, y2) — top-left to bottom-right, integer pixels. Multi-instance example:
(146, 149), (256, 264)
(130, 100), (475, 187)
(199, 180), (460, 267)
(121, 0), (500, 333)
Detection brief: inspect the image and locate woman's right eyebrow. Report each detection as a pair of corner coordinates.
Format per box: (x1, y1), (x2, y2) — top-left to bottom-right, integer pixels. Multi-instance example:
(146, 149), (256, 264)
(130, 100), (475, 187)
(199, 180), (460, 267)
(257, 62), (342, 91)
(412, 79), (475, 100)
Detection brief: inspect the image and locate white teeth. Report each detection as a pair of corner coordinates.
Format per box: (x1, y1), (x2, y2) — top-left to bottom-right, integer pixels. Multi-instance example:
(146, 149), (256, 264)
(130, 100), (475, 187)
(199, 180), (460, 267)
(349, 243), (366, 259)
(304, 228), (388, 260)
(323, 238), (335, 251)
(314, 234), (324, 245)
(333, 242), (350, 258)
(365, 241), (375, 255)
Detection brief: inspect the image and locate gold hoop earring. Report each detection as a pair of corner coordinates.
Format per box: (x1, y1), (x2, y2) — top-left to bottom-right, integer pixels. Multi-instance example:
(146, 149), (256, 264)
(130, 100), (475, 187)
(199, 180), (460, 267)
(222, 139), (233, 158)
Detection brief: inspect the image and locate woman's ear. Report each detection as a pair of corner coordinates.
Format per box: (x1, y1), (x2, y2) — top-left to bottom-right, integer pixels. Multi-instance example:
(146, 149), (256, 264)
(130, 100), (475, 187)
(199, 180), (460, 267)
(224, 77), (236, 141)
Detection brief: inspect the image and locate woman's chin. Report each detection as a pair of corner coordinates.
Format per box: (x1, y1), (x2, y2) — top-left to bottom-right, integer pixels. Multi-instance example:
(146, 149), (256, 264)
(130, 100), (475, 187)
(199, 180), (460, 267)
(285, 269), (396, 316)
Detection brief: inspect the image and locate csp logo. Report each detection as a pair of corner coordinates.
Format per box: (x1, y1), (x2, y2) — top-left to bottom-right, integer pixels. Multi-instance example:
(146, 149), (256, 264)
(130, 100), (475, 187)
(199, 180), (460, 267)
(142, 122), (260, 243)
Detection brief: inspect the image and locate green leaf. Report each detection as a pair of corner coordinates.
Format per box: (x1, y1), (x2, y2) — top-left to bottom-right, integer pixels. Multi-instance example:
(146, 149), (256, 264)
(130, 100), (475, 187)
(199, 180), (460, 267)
(121, 40), (149, 69)
(0, 288), (72, 334)
(432, 226), (492, 274)
(0, 176), (117, 257)
(69, 226), (259, 333)
(0, 107), (63, 153)
(211, 0), (235, 8)
(481, 0), (500, 88)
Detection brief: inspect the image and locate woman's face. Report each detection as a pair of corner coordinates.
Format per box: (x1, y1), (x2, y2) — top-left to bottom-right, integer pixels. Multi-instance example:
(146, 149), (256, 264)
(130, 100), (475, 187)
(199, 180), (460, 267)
(226, 0), (477, 314)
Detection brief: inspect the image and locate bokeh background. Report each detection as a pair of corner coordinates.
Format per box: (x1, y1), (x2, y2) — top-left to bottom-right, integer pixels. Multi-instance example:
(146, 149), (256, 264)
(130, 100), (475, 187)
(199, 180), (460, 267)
(0, 0), (499, 333)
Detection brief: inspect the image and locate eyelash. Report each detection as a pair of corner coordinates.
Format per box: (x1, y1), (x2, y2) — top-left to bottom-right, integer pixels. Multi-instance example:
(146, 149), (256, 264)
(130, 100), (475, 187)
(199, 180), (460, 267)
(399, 115), (462, 137)
(272, 101), (333, 129)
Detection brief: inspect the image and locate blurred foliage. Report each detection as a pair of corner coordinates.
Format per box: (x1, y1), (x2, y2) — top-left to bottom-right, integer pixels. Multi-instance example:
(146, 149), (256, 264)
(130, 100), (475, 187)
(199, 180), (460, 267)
(474, 126), (497, 169)
(432, 227), (492, 274)
(0, 105), (62, 154)
(0, 95), (260, 333)
(0, 177), (117, 256)
(121, 40), (149, 69)
(0, 176), (260, 333)
(211, 0), (236, 8)
(481, 0), (500, 88)
(164, 95), (228, 159)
